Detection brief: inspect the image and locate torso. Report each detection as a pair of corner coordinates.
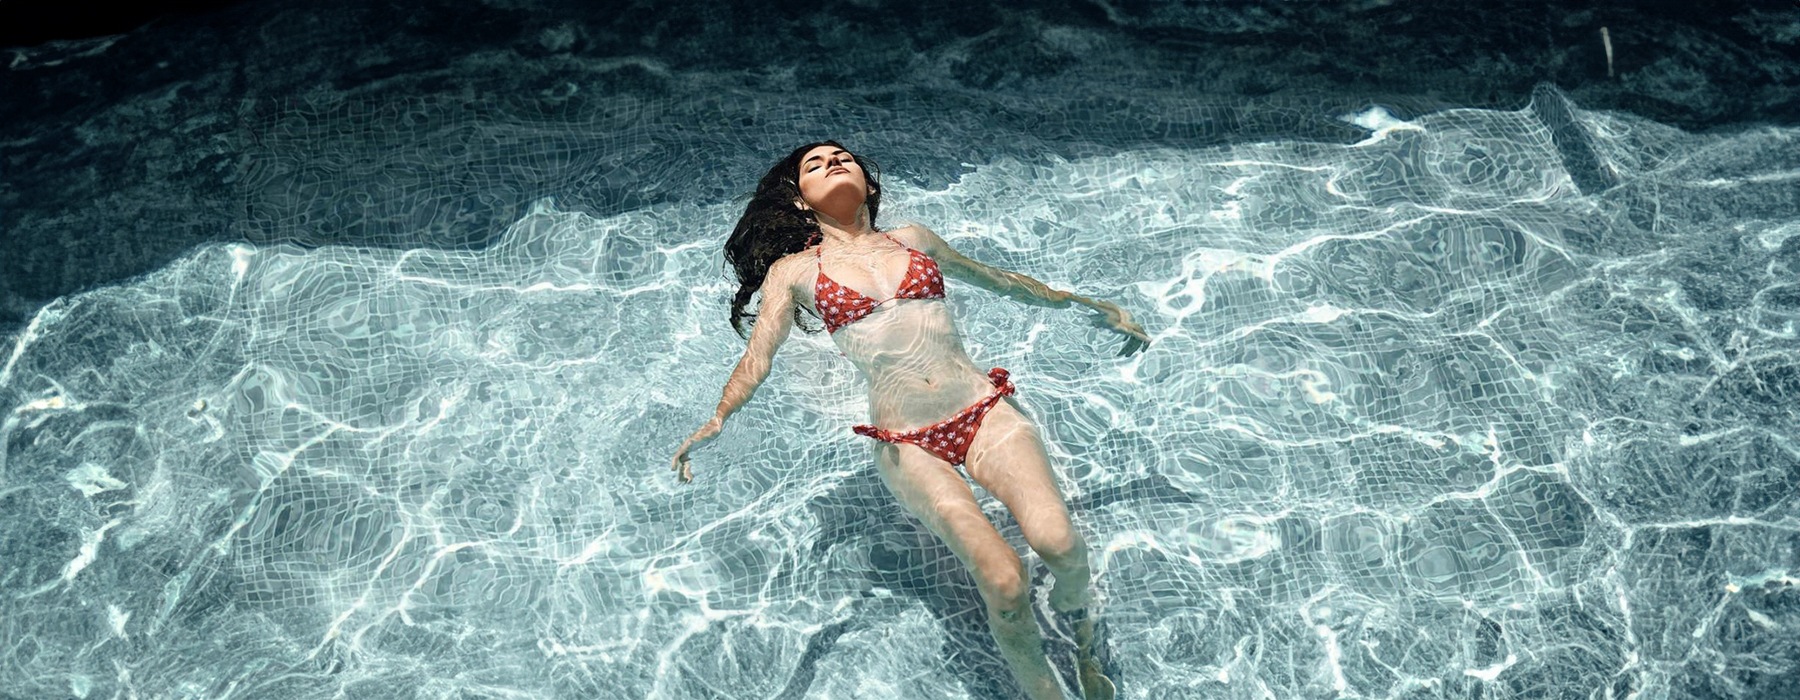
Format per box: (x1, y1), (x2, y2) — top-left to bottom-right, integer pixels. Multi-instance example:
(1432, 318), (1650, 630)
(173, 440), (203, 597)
(785, 224), (999, 429)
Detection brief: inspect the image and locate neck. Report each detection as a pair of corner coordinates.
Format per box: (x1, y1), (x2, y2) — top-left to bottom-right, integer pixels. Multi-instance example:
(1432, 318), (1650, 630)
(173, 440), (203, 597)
(813, 204), (874, 245)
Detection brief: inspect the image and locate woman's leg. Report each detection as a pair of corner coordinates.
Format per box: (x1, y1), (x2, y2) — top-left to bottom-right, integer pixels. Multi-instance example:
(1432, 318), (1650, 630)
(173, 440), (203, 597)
(963, 398), (1115, 699)
(961, 398), (1093, 614)
(870, 441), (1066, 700)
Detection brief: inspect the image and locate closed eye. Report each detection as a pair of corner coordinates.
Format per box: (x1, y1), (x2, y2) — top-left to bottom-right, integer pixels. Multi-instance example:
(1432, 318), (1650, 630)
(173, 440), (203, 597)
(806, 152), (854, 172)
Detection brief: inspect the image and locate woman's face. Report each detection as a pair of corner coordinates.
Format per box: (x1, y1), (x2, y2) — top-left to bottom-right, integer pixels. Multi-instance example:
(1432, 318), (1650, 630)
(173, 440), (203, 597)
(794, 145), (867, 211)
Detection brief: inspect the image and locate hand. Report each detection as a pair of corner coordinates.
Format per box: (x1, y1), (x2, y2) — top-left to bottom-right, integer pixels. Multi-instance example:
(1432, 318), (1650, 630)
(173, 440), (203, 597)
(1085, 299), (1150, 357)
(670, 418), (722, 484)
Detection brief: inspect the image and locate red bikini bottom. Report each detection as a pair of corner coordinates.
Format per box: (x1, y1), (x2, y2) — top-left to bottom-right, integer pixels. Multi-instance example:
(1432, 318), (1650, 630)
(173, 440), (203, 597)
(853, 367), (1016, 466)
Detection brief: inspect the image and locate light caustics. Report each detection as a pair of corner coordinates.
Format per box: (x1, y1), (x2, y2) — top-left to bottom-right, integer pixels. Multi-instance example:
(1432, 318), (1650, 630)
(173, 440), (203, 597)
(2, 95), (1799, 700)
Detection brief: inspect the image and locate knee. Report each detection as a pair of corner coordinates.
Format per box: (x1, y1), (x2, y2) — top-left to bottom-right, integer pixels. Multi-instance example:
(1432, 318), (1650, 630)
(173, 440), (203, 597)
(1035, 528), (1088, 572)
(977, 559), (1031, 617)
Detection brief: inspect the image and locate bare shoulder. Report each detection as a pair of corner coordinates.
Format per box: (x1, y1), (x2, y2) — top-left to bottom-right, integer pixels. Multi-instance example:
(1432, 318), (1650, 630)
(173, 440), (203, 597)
(896, 223), (971, 263)
(765, 249), (814, 293)
(890, 221), (933, 239)
(889, 222), (950, 254)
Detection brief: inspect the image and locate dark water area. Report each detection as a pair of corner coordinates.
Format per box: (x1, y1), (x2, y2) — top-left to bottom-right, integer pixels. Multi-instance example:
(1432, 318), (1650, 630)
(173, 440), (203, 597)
(4, 3), (1800, 700)
(2, 0), (1798, 334)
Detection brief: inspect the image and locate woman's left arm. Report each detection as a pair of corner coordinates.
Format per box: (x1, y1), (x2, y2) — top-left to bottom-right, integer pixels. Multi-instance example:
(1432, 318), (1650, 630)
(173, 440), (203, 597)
(902, 224), (1151, 356)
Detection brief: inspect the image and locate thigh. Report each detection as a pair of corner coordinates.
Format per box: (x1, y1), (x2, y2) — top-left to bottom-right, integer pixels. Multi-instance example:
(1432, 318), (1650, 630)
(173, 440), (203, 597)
(961, 397), (1077, 546)
(870, 441), (1021, 578)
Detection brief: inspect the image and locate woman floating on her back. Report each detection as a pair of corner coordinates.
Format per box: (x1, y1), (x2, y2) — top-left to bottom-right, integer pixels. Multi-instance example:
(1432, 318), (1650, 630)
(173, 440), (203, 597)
(671, 141), (1149, 700)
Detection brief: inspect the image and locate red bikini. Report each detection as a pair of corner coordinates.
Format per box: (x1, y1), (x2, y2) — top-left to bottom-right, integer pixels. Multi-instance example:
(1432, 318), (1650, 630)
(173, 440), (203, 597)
(852, 368), (1017, 466)
(813, 232), (1017, 466)
(814, 232), (946, 333)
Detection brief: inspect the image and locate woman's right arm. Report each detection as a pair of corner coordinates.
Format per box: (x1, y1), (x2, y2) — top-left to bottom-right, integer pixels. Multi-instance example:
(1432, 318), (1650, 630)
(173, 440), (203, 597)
(670, 256), (802, 483)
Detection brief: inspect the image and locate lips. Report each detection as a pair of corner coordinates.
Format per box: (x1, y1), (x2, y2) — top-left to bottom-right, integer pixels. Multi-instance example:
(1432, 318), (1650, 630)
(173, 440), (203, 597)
(827, 167), (849, 175)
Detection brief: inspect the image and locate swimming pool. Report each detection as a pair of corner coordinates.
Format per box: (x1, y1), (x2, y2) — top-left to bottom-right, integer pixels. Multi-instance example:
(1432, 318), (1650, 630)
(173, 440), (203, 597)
(3, 2), (1798, 698)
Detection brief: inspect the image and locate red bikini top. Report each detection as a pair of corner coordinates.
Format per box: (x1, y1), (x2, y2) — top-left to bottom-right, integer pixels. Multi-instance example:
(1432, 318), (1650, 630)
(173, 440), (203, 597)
(814, 233), (946, 334)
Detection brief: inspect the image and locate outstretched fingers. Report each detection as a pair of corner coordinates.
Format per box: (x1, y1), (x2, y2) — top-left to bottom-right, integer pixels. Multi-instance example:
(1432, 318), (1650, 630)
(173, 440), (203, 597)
(672, 421), (724, 484)
(1089, 309), (1150, 357)
(671, 440), (698, 483)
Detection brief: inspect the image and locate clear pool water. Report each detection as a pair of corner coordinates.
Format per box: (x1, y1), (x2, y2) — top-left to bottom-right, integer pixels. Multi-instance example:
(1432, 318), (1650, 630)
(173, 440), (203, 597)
(3, 3), (1798, 699)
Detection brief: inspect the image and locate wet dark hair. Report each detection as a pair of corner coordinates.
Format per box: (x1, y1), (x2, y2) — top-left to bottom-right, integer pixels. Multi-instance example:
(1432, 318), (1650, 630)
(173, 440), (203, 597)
(724, 140), (883, 338)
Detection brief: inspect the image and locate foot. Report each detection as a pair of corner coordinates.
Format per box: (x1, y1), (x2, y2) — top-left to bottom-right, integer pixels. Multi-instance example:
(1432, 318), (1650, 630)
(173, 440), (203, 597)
(1060, 608), (1115, 700)
(1078, 658), (1115, 700)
